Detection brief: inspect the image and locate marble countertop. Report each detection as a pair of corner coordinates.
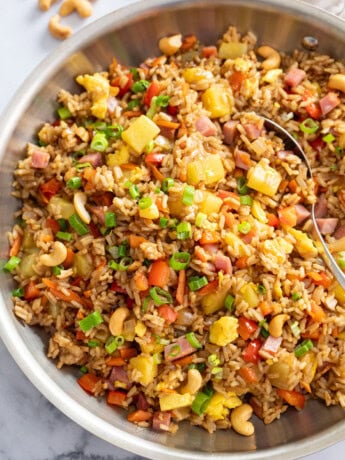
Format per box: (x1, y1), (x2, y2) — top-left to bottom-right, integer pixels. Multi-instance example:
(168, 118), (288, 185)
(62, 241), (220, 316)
(1, 1), (345, 459)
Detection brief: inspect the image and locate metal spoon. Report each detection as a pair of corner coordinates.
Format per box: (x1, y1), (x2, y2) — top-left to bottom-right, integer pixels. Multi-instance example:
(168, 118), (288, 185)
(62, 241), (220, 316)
(263, 117), (345, 290)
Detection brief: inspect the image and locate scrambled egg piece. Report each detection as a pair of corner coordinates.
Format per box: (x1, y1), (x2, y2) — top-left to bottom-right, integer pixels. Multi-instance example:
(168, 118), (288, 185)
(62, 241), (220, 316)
(261, 237), (293, 265)
(287, 228), (318, 259)
(159, 393), (194, 411)
(106, 145), (129, 167)
(205, 392), (241, 421)
(209, 316), (239, 346)
(76, 73), (113, 119)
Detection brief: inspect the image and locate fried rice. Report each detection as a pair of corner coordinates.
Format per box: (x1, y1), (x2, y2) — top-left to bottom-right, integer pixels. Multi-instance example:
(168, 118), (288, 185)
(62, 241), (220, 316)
(5, 26), (345, 435)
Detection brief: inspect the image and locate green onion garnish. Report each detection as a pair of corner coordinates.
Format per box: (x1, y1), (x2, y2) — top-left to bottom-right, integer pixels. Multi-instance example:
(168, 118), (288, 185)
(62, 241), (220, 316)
(90, 131), (109, 152)
(335, 146), (344, 158)
(145, 140), (155, 153)
(149, 286), (173, 306)
(153, 352), (163, 364)
(57, 106), (72, 120)
(58, 218), (68, 231)
(240, 195), (253, 206)
(79, 311), (104, 332)
(105, 212), (117, 229)
(169, 252), (191, 271)
(67, 177), (82, 189)
(237, 176), (249, 195)
(195, 212), (207, 228)
(208, 354), (220, 366)
(176, 221), (192, 240)
(238, 221), (252, 235)
(168, 344), (181, 357)
(129, 67), (140, 80)
(188, 276), (208, 291)
(105, 336), (118, 354)
(131, 79), (150, 93)
(3, 256), (21, 272)
(259, 319), (269, 338)
(185, 332), (202, 349)
(292, 292), (302, 301)
(127, 99), (141, 110)
(129, 184), (140, 199)
(87, 340), (99, 348)
(118, 241), (129, 257)
(159, 217), (169, 228)
(155, 95), (170, 107)
(299, 118), (319, 134)
(68, 214), (89, 235)
(211, 367), (223, 378)
(322, 133), (335, 143)
(162, 177), (175, 193)
(191, 389), (213, 415)
(56, 231), (72, 242)
(182, 185), (195, 206)
(290, 320), (301, 338)
(257, 284), (267, 295)
(75, 162), (92, 172)
(224, 294), (235, 311)
(118, 257), (133, 271)
(52, 265), (63, 276)
(12, 287), (24, 298)
(138, 196), (153, 210)
(294, 339), (313, 358)
(338, 253), (345, 270)
(189, 362), (206, 372)
(79, 366), (88, 374)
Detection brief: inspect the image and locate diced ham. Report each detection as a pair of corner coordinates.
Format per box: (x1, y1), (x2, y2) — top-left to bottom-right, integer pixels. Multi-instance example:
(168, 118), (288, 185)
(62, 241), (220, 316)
(319, 92), (340, 116)
(152, 411), (171, 431)
(316, 218), (339, 235)
(88, 205), (105, 225)
(284, 68), (306, 87)
(195, 116), (217, 137)
(203, 244), (219, 254)
(234, 149), (251, 170)
(295, 204), (311, 225)
(31, 149), (50, 169)
(314, 194), (328, 218)
(214, 253), (232, 275)
(164, 336), (196, 362)
(223, 120), (239, 145)
(79, 152), (103, 168)
(135, 392), (150, 411)
(334, 224), (345, 240)
(243, 123), (262, 141)
(107, 367), (131, 390)
(259, 336), (282, 359)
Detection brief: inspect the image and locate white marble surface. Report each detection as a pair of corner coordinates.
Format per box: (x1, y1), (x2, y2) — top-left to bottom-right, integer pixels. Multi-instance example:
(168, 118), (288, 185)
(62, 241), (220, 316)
(1, 1), (345, 459)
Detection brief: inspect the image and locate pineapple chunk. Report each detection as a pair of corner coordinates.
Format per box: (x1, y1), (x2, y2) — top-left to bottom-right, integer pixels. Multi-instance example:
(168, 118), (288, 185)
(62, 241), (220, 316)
(47, 196), (75, 220)
(76, 73), (110, 120)
(187, 160), (205, 185)
(199, 192), (223, 215)
(238, 283), (259, 309)
(273, 279), (283, 299)
(338, 132), (345, 148)
(183, 67), (213, 83)
(73, 253), (93, 277)
(106, 145), (129, 167)
(251, 200), (268, 223)
(287, 228), (318, 259)
(19, 251), (38, 278)
(202, 85), (233, 118)
(334, 283), (345, 306)
(122, 115), (160, 154)
(204, 154), (225, 185)
(202, 280), (232, 315)
(218, 42), (248, 59)
(129, 353), (158, 386)
(262, 69), (283, 84)
(301, 352), (317, 384)
(159, 393), (194, 411)
(205, 392), (241, 421)
(247, 159), (282, 197)
(140, 339), (164, 354)
(135, 321), (147, 338)
(224, 232), (249, 258)
(209, 316), (239, 346)
(139, 203), (159, 220)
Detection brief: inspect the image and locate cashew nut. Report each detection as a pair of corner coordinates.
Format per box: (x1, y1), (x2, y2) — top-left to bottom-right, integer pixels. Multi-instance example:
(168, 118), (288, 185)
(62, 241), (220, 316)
(268, 314), (289, 338)
(40, 241), (67, 267)
(48, 15), (72, 40)
(180, 369), (203, 395)
(39, 0), (57, 11)
(328, 74), (345, 93)
(257, 45), (281, 70)
(60, 0), (93, 18)
(231, 404), (254, 437)
(109, 307), (130, 336)
(74, 191), (91, 224)
(158, 34), (182, 56)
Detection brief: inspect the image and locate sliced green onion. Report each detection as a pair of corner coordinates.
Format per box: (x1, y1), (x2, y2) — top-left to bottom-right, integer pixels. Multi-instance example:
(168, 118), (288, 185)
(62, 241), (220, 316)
(3, 256), (21, 272)
(108, 260), (119, 270)
(129, 184), (140, 199)
(191, 391), (213, 415)
(52, 265), (63, 276)
(66, 177), (82, 189)
(75, 162), (92, 172)
(154, 334), (170, 345)
(237, 176), (249, 195)
(118, 241), (129, 257)
(103, 124), (123, 140)
(168, 218), (179, 229)
(154, 187), (161, 194)
(58, 218), (68, 231)
(143, 259), (152, 268)
(88, 340), (99, 348)
(257, 284), (267, 295)
(56, 231), (72, 242)
(162, 177), (175, 193)
(145, 140), (155, 153)
(149, 286), (173, 306)
(186, 332), (202, 349)
(292, 292), (302, 301)
(195, 212), (207, 228)
(224, 294), (235, 311)
(105, 336), (118, 354)
(132, 79), (150, 93)
(211, 366), (223, 378)
(337, 251), (345, 270)
(105, 212), (117, 229)
(118, 257), (133, 271)
(37, 140), (47, 147)
(182, 185), (195, 206)
(138, 196), (153, 210)
(177, 221), (192, 240)
(299, 118), (319, 134)
(330, 164), (337, 172)
(335, 146), (344, 158)
(168, 344), (181, 357)
(127, 99), (141, 110)
(79, 366), (88, 374)
(79, 311), (104, 332)
(259, 319), (269, 338)
(156, 95), (170, 107)
(153, 352), (163, 364)
(188, 276), (208, 291)
(238, 221), (252, 235)
(90, 131), (108, 152)
(159, 217), (169, 228)
(141, 295), (151, 312)
(169, 252), (191, 271)
(290, 320), (301, 338)
(208, 354), (220, 366)
(114, 335), (125, 346)
(129, 67), (140, 80)
(294, 339), (313, 358)
(68, 214), (89, 235)
(146, 97), (158, 119)
(240, 195), (253, 206)
(12, 287), (24, 298)
(322, 133), (335, 143)
(57, 106), (72, 120)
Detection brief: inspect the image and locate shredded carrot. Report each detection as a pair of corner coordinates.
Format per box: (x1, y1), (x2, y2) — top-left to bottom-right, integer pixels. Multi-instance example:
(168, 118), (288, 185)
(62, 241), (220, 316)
(178, 169), (187, 182)
(302, 328), (320, 340)
(9, 234), (22, 257)
(332, 326), (339, 338)
(201, 46), (217, 58)
(176, 269), (186, 305)
(177, 120), (188, 138)
(134, 271), (149, 291)
(181, 34), (197, 51)
(241, 227), (256, 244)
(107, 390), (127, 406)
(76, 309), (84, 320)
(124, 110), (143, 118)
(267, 213), (279, 227)
(173, 354), (194, 367)
(46, 217), (60, 234)
(76, 330), (86, 341)
(308, 300), (326, 323)
(155, 196), (169, 213)
(148, 260), (170, 287)
(157, 304), (178, 324)
(106, 357), (126, 367)
(42, 278), (84, 305)
(221, 207), (235, 229)
(278, 205), (297, 227)
(198, 279), (219, 296)
(120, 163), (138, 170)
(235, 256), (248, 269)
(127, 410), (153, 423)
(288, 179), (298, 193)
(279, 179), (289, 194)
(239, 366), (259, 384)
(92, 192), (114, 206)
(155, 119), (180, 130)
(83, 168), (96, 191)
(148, 164), (164, 182)
(42, 234), (54, 243)
(199, 230), (220, 245)
(194, 246), (207, 262)
(149, 55), (167, 68)
(129, 234), (147, 248)
(63, 247), (75, 269)
(119, 347), (138, 359)
(24, 280), (40, 300)
(277, 389), (305, 410)
(259, 301), (274, 316)
(307, 271), (332, 288)
(300, 381), (312, 394)
(83, 290), (92, 298)
(77, 373), (102, 395)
